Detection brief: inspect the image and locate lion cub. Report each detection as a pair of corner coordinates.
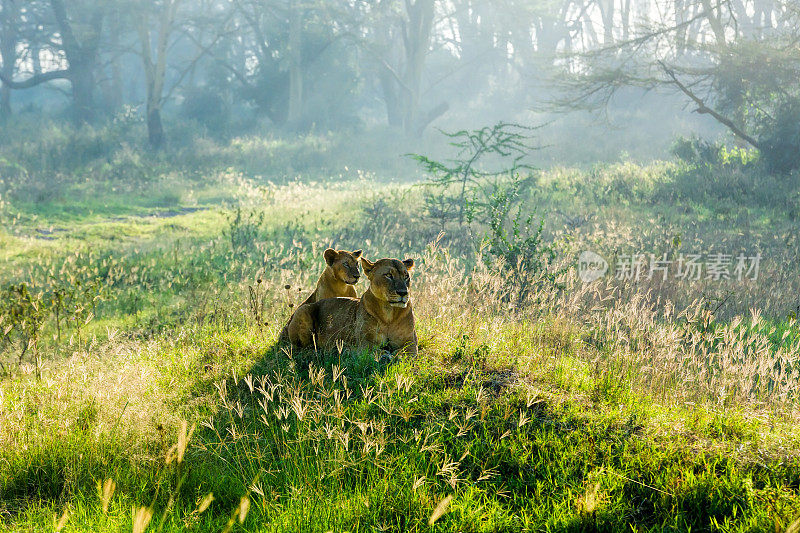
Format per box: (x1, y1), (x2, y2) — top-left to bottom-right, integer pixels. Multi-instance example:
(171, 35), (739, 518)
(301, 248), (363, 306)
(286, 257), (417, 356)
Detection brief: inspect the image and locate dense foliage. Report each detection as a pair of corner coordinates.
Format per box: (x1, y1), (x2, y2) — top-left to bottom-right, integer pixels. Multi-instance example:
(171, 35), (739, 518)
(0, 0), (797, 168)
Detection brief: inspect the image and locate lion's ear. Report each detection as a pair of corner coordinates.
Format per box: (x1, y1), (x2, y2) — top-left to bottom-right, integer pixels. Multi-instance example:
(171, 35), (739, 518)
(403, 258), (415, 272)
(323, 248), (337, 266)
(352, 249), (363, 258)
(361, 257), (375, 275)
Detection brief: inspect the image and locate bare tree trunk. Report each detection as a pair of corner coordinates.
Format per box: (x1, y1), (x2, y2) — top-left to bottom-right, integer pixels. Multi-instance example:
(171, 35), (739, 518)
(535, 0), (572, 72)
(137, 0), (179, 150)
(401, 0), (435, 135)
(598, 0), (615, 44)
(51, 0), (104, 124)
(375, 0), (440, 135)
(621, 0), (632, 41)
(104, 9), (124, 111)
(0, 82), (9, 120)
(674, 0), (687, 56)
(147, 105), (165, 148)
(700, 0), (726, 47)
(0, 0), (18, 121)
(453, 0), (497, 76)
(511, 22), (535, 74)
(379, 63), (403, 128)
(729, 0), (753, 37)
(70, 59), (96, 124)
(0, 70), (11, 121)
(582, 11), (599, 47)
(753, 0), (774, 35)
(286, 1), (304, 127)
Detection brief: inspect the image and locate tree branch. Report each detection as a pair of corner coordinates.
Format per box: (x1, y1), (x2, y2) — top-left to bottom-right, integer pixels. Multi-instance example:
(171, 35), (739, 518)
(0, 69), (70, 89)
(415, 101), (449, 136)
(659, 61), (762, 150)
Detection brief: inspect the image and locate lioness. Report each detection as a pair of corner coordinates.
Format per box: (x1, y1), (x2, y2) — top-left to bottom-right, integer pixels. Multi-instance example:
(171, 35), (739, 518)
(301, 248), (363, 306)
(286, 257), (417, 356)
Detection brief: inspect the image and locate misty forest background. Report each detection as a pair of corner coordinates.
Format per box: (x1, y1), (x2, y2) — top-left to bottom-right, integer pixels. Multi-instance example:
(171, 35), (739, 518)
(3, 0), (800, 532)
(0, 0), (798, 161)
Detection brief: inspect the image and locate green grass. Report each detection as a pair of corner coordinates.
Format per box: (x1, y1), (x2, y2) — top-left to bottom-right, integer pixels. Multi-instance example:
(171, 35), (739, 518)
(3, 323), (799, 531)
(1, 122), (800, 531)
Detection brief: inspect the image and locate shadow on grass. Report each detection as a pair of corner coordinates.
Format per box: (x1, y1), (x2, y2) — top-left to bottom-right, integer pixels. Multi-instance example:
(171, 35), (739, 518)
(179, 331), (800, 531)
(4, 330), (800, 532)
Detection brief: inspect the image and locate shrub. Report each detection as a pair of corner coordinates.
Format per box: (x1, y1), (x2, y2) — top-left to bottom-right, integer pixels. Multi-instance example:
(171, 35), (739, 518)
(756, 98), (800, 174)
(670, 136), (758, 170)
(0, 284), (48, 375)
(412, 122), (562, 298)
(411, 122), (541, 228)
(180, 87), (231, 137)
(224, 207), (266, 260)
(665, 135), (799, 209)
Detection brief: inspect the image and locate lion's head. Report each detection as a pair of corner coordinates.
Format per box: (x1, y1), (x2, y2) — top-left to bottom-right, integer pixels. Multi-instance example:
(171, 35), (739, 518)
(324, 248), (363, 285)
(361, 257), (415, 308)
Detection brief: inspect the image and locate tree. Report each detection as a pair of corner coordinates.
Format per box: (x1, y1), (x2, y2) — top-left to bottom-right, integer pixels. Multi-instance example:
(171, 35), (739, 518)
(135, 0), (181, 149)
(127, 0), (233, 148)
(0, 0), (19, 120)
(552, 0), (800, 171)
(370, 0), (449, 136)
(0, 0), (106, 123)
(223, 0), (357, 128)
(286, 0), (304, 126)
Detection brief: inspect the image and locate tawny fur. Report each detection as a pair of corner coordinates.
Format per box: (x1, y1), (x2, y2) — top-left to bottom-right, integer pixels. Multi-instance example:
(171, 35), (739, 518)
(279, 248), (362, 341)
(286, 257), (417, 356)
(300, 248), (362, 306)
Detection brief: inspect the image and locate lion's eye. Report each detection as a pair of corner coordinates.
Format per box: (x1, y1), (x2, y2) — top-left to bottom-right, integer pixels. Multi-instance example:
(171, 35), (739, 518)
(384, 273), (392, 279)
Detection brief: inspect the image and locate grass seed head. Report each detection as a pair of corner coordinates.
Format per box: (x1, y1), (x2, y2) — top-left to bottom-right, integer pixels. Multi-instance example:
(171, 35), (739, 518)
(428, 494), (453, 525)
(132, 506), (153, 533)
